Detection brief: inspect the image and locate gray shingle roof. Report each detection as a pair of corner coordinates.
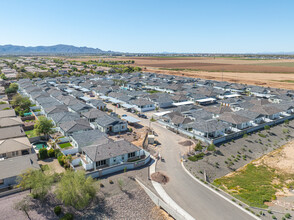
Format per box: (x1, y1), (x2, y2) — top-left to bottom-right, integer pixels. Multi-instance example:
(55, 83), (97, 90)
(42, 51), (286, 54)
(190, 119), (230, 133)
(95, 115), (124, 127)
(0, 126), (26, 140)
(81, 108), (107, 119)
(71, 130), (109, 148)
(83, 139), (140, 162)
(0, 154), (40, 179)
(59, 119), (92, 133)
(218, 112), (251, 124)
(49, 112), (80, 125)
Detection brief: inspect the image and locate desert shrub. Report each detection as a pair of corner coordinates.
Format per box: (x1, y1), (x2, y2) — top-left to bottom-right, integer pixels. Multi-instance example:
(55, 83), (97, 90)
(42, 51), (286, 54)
(264, 125), (270, 130)
(258, 133), (266, 138)
(283, 128), (289, 134)
(207, 144), (216, 151)
(61, 213), (74, 220)
(54, 206), (62, 216)
(39, 148), (48, 160)
(194, 142), (202, 151)
(285, 213), (291, 218)
(188, 153), (205, 162)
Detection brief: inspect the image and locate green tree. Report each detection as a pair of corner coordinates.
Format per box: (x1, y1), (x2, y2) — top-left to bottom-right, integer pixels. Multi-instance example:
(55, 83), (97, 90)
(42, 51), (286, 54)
(39, 148), (48, 159)
(5, 83), (19, 94)
(17, 169), (54, 199)
(34, 116), (54, 139)
(55, 170), (97, 210)
(11, 94), (31, 116)
(0, 73), (7, 80)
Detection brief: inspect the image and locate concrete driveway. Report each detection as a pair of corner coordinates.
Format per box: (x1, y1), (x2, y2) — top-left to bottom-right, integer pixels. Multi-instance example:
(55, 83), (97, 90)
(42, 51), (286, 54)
(105, 104), (257, 220)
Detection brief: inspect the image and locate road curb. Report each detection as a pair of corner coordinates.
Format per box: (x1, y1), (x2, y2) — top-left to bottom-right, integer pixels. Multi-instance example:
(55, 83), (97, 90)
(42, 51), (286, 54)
(149, 156), (195, 220)
(181, 161), (260, 220)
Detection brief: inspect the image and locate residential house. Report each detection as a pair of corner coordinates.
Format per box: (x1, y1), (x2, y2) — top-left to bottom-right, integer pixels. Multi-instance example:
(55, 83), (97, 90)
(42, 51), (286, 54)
(81, 140), (143, 171)
(0, 154), (39, 189)
(59, 119), (93, 136)
(130, 99), (155, 112)
(0, 126), (26, 140)
(93, 115), (128, 133)
(70, 130), (109, 152)
(0, 137), (32, 159)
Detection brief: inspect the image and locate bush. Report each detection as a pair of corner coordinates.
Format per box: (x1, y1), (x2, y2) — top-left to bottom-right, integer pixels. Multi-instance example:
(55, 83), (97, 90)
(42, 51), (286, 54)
(194, 142), (202, 151)
(58, 155), (65, 166)
(55, 148), (61, 158)
(264, 125), (270, 130)
(207, 144), (216, 151)
(39, 148), (48, 160)
(283, 128), (289, 134)
(188, 153), (205, 162)
(61, 213), (74, 220)
(47, 148), (55, 158)
(258, 133), (266, 138)
(54, 206), (62, 216)
(243, 134), (248, 138)
(285, 213), (291, 218)
(285, 119), (289, 125)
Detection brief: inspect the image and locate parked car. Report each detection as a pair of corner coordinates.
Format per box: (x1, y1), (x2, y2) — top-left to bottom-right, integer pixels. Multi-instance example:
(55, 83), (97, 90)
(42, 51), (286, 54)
(138, 114), (147, 119)
(122, 114), (127, 117)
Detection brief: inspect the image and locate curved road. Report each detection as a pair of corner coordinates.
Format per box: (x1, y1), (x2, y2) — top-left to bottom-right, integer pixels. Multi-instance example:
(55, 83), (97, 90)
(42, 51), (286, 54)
(152, 122), (256, 220)
(105, 104), (256, 219)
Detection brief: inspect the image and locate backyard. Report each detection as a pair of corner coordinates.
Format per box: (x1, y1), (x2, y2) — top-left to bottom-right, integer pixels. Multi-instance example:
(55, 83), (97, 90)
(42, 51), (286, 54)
(58, 142), (72, 149)
(25, 129), (38, 138)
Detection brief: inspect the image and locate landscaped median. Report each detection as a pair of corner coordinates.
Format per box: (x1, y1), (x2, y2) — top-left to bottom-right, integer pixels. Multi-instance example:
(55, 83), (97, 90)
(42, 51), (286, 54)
(213, 142), (294, 208)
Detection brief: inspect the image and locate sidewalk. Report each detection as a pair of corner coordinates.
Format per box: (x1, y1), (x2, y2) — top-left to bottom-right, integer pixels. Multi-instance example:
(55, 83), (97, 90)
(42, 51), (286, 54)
(149, 156), (195, 220)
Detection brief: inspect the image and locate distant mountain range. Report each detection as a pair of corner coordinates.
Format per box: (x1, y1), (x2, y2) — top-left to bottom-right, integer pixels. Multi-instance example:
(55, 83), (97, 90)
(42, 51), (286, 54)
(0, 44), (111, 55)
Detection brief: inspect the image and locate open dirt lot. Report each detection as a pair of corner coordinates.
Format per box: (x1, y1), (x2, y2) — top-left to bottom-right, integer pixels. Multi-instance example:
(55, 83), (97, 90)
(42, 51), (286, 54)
(257, 141), (294, 175)
(69, 56), (294, 89)
(126, 57), (294, 89)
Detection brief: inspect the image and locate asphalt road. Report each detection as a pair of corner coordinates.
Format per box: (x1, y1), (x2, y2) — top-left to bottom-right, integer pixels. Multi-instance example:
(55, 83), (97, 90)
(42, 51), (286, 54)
(106, 104), (256, 220)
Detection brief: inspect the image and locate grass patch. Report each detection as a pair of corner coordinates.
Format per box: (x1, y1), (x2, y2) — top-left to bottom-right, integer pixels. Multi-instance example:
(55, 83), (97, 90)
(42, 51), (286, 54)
(214, 164), (278, 208)
(58, 142), (72, 149)
(188, 153), (205, 162)
(25, 129), (38, 138)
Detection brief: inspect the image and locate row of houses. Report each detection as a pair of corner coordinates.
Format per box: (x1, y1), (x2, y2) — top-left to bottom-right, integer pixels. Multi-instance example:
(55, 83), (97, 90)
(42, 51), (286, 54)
(0, 102), (39, 189)
(17, 79), (149, 175)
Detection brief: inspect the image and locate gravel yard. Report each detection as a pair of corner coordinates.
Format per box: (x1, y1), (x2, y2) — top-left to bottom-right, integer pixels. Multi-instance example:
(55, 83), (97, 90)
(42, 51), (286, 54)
(0, 165), (167, 220)
(184, 120), (294, 182)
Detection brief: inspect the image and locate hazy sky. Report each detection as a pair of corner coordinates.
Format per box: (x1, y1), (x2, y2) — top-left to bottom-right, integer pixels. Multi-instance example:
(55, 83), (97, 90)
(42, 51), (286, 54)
(0, 0), (293, 53)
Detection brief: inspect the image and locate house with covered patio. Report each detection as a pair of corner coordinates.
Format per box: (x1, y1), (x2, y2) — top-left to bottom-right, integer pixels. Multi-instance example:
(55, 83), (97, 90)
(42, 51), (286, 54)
(80, 139), (146, 171)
